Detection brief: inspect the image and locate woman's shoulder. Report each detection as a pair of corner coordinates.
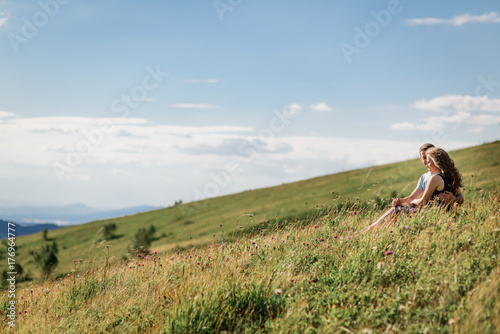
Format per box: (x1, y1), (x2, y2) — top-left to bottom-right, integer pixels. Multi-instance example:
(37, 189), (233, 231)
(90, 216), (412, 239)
(429, 173), (445, 183)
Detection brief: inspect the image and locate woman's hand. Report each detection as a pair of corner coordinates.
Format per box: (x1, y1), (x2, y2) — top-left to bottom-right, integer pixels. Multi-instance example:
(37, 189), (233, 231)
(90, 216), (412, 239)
(391, 198), (402, 207)
(411, 198), (422, 207)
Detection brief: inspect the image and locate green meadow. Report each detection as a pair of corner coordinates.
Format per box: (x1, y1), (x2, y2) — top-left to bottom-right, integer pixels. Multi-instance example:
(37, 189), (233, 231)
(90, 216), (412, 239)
(0, 141), (499, 333)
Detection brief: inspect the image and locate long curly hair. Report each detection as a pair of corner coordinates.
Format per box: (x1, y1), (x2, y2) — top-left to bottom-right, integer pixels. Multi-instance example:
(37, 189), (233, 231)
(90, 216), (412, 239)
(426, 147), (463, 193)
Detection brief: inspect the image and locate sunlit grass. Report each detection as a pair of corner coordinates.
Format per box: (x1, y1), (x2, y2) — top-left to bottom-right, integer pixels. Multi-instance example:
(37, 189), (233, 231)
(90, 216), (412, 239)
(1, 188), (498, 333)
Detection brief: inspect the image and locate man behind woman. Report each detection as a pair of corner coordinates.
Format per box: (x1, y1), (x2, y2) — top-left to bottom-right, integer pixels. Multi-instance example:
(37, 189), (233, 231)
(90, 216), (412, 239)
(369, 144), (463, 229)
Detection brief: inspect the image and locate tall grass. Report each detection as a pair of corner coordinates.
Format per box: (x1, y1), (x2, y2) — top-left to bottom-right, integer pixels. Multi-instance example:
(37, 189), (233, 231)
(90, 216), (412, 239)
(1, 189), (498, 333)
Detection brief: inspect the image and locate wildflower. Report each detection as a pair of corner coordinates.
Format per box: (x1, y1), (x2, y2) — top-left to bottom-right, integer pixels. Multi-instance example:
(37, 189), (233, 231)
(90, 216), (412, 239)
(392, 218), (397, 222)
(252, 242), (256, 245)
(327, 245), (330, 248)
(311, 277), (318, 283)
(154, 251), (157, 254)
(291, 279), (294, 283)
(366, 259), (372, 263)
(314, 225), (319, 228)
(304, 255), (308, 259)
(385, 251), (393, 256)
(314, 238), (318, 241)
(353, 211), (357, 215)
(390, 230), (393, 233)
(328, 218), (332, 221)
(302, 242), (306, 245)
(320, 238), (325, 242)
(197, 262), (200, 265)
(334, 235), (338, 239)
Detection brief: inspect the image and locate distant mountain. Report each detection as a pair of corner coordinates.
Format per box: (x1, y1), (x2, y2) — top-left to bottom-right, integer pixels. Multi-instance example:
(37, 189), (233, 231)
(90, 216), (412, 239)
(0, 204), (163, 226)
(0, 219), (61, 239)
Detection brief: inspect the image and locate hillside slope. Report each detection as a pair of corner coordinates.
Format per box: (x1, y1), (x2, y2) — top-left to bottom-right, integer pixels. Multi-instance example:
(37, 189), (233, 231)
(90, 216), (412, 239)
(1, 175), (499, 333)
(6, 141), (500, 282)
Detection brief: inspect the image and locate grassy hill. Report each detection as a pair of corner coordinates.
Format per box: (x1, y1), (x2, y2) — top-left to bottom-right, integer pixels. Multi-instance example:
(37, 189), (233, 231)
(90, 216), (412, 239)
(3, 141), (500, 284)
(0, 141), (498, 333)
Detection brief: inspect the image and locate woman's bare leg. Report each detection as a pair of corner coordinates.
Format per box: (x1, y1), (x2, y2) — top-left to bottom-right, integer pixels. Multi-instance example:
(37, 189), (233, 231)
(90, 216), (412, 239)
(368, 207), (395, 230)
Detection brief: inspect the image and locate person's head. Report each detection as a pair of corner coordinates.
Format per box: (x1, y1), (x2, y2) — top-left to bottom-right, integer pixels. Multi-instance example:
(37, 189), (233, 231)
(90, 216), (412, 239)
(419, 143), (435, 168)
(426, 147), (463, 192)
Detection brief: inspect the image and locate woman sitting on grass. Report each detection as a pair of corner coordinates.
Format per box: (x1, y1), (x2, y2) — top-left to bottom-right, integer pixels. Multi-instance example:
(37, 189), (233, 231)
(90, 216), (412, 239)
(369, 147), (463, 229)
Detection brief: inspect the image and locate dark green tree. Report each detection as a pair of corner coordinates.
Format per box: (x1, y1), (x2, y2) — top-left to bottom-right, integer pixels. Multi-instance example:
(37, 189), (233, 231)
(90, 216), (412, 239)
(41, 228), (48, 240)
(102, 223), (117, 240)
(30, 241), (58, 279)
(133, 225), (157, 253)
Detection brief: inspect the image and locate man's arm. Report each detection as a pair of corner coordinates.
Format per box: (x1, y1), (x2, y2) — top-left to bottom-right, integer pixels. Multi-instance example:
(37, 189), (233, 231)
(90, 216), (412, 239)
(438, 188), (464, 205)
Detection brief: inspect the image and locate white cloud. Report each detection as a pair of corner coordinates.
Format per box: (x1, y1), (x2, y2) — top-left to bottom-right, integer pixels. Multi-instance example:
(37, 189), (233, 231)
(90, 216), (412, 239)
(467, 114), (500, 125)
(391, 112), (500, 132)
(0, 111), (15, 118)
(0, 114), (477, 208)
(391, 112), (471, 132)
(407, 12), (500, 26)
(310, 102), (333, 113)
(0, 12), (9, 27)
(284, 103), (303, 116)
(412, 95), (500, 113)
(169, 104), (217, 109)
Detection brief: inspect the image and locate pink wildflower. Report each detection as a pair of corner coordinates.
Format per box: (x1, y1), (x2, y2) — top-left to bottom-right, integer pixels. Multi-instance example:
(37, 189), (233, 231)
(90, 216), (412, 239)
(385, 251), (393, 256)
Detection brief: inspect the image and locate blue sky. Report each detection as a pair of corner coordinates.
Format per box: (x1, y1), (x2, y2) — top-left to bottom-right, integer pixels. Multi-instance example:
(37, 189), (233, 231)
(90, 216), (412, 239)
(0, 0), (499, 209)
